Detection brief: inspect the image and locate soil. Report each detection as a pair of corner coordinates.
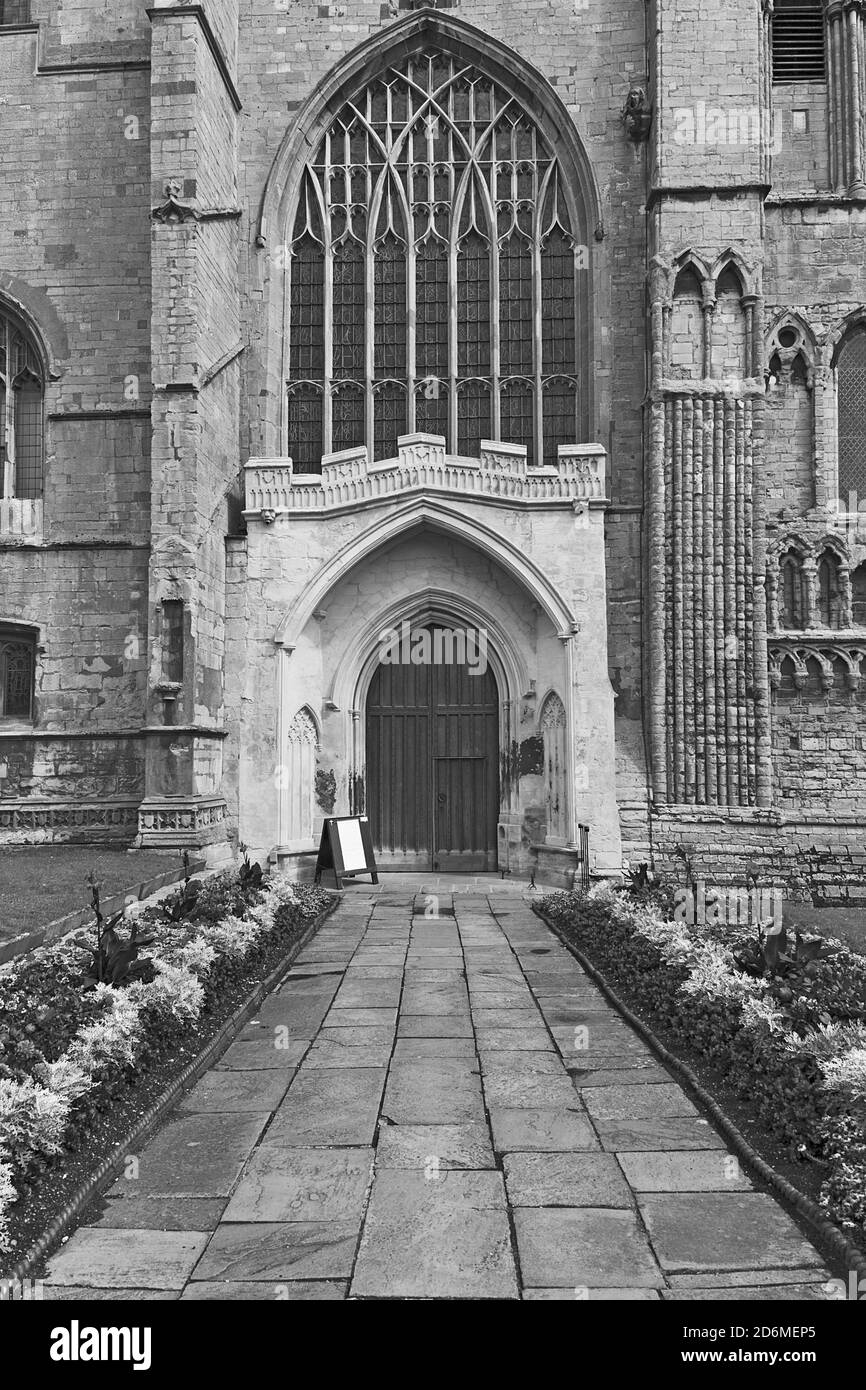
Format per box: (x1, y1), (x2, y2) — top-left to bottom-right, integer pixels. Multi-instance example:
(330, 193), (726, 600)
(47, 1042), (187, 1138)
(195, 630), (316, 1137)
(0, 902), (334, 1279)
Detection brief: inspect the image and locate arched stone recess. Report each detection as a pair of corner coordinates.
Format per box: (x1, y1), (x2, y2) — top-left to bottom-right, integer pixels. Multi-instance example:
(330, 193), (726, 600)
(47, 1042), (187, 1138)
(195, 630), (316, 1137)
(764, 311), (818, 517)
(241, 494), (621, 881)
(250, 8), (606, 459)
(282, 706), (320, 850)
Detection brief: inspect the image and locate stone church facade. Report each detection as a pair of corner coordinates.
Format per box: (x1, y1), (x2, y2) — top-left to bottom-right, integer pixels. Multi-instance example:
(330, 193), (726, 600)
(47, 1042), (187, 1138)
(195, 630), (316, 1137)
(1, 0), (865, 891)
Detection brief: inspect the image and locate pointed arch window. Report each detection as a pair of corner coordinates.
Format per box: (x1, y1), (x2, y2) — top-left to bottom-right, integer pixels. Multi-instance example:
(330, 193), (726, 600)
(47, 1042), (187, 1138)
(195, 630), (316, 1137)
(284, 52), (585, 470)
(0, 626), (35, 722)
(779, 550), (806, 630)
(836, 325), (866, 504)
(1, 309), (44, 499)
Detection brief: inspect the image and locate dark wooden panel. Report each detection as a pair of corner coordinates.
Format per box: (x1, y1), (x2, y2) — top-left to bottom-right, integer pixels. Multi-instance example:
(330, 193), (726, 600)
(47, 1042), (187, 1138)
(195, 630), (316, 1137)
(366, 626), (499, 871)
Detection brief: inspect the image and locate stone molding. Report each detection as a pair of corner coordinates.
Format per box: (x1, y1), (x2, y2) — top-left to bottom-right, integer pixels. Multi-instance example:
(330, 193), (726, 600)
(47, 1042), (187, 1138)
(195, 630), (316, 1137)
(244, 435), (607, 516)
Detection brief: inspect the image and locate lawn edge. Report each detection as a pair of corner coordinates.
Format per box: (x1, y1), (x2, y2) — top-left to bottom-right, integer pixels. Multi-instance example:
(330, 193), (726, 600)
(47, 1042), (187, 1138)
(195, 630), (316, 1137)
(532, 900), (866, 1285)
(7, 892), (338, 1284)
(0, 855), (210, 966)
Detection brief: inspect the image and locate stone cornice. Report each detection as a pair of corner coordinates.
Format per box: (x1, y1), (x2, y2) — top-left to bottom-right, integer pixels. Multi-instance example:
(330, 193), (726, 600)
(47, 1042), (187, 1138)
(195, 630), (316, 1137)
(243, 435), (608, 518)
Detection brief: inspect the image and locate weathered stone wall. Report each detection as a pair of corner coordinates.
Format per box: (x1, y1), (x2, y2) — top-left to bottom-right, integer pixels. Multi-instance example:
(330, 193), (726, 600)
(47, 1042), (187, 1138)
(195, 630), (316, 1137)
(0, 8), (152, 835)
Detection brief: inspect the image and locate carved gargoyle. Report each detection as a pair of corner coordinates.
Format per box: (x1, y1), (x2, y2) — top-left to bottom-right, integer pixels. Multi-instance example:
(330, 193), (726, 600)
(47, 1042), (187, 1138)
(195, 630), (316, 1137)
(622, 86), (652, 141)
(152, 179), (200, 224)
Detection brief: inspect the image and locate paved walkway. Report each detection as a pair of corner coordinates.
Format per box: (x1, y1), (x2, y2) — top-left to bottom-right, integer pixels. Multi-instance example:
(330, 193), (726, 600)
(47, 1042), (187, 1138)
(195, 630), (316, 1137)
(45, 879), (832, 1300)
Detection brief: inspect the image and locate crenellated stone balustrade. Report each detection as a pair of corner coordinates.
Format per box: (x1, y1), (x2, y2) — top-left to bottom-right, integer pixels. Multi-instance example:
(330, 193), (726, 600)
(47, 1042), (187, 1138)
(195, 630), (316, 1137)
(244, 434), (607, 516)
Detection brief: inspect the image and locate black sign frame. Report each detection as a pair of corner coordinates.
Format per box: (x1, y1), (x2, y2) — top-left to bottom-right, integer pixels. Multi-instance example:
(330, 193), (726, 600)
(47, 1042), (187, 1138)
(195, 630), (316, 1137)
(314, 815), (379, 889)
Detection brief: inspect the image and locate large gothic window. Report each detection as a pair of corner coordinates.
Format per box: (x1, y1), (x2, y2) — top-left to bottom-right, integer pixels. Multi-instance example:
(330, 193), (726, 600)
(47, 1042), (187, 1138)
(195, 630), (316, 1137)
(285, 53), (583, 470)
(0, 309), (44, 500)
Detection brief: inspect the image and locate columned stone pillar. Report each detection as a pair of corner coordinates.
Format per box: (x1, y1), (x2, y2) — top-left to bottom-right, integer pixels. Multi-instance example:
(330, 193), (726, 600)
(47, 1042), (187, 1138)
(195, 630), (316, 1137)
(646, 276), (772, 809)
(827, 0), (866, 197)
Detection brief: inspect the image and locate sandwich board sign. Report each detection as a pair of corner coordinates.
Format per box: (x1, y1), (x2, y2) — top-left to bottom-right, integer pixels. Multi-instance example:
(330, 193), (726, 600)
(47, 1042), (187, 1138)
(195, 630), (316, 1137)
(314, 815), (379, 889)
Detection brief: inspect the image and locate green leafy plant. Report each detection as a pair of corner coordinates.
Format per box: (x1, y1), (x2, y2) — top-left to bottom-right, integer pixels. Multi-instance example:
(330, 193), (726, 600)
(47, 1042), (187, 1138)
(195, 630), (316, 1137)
(237, 841), (263, 891)
(77, 873), (155, 990)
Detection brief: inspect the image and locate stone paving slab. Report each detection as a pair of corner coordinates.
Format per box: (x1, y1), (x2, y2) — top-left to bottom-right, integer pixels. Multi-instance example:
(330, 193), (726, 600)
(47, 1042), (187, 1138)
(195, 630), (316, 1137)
(352, 1170), (518, 1299)
(43, 880), (830, 1301)
(503, 1153), (634, 1207)
(639, 1193), (825, 1272)
(489, 1106), (600, 1153)
(382, 1057), (485, 1124)
(580, 1083), (701, 1122)
(177, 1069), (292, 1113)
(104, 1113), (270, 1198)
(47, 1229), (210, 1290)
(92, 1197), (227, 1231)
(221, 1146), (374, 1223)
(594, 1116), (727, 1151)
(514, 1208), (663, 1289)
(265, 1067), (387, 1146)
(524, 1287), (661, 1301)
(190, 1221), (359, 1281)
(618, 1150), (753, 1192)
(181, 1281), (346, 1300)
(45, 1287), (179, 1301)
(376, 1122), (495, 1170)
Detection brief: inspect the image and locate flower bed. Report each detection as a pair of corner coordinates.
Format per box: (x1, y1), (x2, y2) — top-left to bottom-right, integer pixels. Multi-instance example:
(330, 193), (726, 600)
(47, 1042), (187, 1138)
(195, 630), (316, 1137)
(0, 865), (331, 1257)
(540, 885), (866, 1245)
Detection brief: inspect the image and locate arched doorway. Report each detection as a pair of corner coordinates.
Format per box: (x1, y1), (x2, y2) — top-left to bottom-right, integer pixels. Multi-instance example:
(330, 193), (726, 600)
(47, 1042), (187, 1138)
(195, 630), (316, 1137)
(365, 624), (499, 871)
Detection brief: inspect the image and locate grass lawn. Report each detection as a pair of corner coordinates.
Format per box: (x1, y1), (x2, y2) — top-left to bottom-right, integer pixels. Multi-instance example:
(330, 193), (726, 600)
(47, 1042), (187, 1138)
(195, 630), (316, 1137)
(0, 847), (189, 941)
(784, 899), (866, 957)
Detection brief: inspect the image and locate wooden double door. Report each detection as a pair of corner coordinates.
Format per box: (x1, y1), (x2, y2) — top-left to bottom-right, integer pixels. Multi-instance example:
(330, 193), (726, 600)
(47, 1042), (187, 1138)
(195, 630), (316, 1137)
(366, 627), (499, 872)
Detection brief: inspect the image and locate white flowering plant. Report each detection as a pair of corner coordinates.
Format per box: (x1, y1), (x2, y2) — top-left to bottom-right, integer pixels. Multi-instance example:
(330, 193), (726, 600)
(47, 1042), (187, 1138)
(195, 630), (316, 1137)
(542, 884), (866, 1248)
(0, 865), (331, 1257)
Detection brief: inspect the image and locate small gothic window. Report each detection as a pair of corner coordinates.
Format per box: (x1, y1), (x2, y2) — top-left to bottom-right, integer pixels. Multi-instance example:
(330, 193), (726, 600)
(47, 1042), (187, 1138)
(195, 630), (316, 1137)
(1, 308), (45, 499)
(284, 50), (586, 470)
(771, 0), (826, 84)
(836, 326), (866, 506)
(0, 626), (35, 720)
(161, 600), (184, 684)
(540, 692), (568, 842)
(817, 550), (843, 629)
(852, 563), (866, 626)
(779, 550), (806, 629)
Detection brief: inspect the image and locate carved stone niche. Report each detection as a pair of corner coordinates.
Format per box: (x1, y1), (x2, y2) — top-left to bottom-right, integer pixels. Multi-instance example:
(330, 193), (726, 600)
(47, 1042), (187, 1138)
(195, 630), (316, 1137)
(621, 86), (652, 140)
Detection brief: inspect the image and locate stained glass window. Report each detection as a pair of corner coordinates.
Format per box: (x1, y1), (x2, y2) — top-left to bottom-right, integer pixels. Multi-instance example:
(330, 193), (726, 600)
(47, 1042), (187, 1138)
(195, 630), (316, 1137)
(0, 629), (35, 720)
(283, 51), (584, 469)
(1, 309), (44, 500)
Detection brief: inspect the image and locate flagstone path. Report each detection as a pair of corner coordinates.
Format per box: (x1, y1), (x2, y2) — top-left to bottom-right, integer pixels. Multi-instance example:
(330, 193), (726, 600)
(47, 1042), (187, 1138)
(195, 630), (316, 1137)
(44, 878), (833, 1300)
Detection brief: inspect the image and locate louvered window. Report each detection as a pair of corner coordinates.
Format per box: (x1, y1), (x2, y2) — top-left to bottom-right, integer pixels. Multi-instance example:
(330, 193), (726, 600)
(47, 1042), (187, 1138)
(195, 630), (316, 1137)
(771, 0), (827, 84)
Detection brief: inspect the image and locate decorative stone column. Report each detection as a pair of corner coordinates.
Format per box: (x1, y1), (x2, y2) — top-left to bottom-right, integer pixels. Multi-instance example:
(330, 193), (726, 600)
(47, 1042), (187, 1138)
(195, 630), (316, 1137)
(646, 278), (772, 809)
(827, 0), (866, 197)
